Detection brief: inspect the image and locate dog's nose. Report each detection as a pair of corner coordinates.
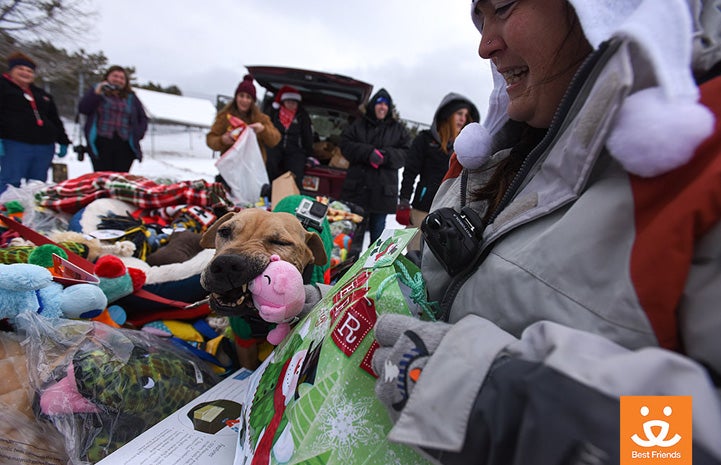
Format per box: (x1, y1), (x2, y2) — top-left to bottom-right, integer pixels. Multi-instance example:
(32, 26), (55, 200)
(204, 254), (266, 293)
(210, 254), (245, 276)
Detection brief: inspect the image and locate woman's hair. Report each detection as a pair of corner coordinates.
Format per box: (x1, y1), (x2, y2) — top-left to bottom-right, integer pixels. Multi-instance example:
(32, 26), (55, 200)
(437, 109), (474, 155)
(103, 65), (132, 98)
(471, 2), (587, 221)
(472, 124), (547, 224)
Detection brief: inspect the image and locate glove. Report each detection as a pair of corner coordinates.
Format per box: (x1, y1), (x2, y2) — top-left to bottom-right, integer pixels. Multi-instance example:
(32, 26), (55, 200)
(372, 313), (451, 422)
(56, 144), (68, 158)
(0, 139), (4, 157)
(395, 198), (411, 226)
(369, 149), (385, 169)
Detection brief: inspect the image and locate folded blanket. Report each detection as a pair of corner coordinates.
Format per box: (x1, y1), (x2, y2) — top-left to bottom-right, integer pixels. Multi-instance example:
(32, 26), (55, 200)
(35, 172), (234, 214)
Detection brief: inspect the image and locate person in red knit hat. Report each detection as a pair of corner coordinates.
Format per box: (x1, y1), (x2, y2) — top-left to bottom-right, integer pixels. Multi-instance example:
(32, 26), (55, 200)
(206, 74), (281, 188)
(266, 85), (314, 189)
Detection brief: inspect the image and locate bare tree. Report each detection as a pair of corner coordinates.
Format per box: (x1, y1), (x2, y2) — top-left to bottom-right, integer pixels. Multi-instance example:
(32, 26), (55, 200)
(0, 0), (96, 51)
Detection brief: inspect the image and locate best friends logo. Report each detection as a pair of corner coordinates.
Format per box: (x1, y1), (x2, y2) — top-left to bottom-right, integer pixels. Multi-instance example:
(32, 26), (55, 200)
(620, 396), (692, 464)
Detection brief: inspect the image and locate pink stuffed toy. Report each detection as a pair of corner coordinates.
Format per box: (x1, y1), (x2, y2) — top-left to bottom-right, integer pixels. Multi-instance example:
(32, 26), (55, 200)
(249, 254), (305, 345)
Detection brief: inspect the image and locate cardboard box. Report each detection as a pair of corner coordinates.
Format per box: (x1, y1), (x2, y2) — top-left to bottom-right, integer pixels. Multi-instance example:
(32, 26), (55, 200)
(271, 171), (300, 207)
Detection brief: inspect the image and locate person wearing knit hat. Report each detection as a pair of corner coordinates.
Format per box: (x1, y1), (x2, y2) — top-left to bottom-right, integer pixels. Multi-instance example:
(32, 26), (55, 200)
(0, 51), (71, 195)
(338, 88), (411, 245)
(266, 85), (313, 189)
(77, 65), (149, 173)
(206, 74), (281, 194)
(398, 92), (479, 252)
(371, 0), (721, 462)
(234, 74), (257, 101)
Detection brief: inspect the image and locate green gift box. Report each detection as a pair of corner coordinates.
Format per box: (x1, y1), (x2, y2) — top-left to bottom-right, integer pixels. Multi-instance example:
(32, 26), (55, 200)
(234, 228), (438, 465)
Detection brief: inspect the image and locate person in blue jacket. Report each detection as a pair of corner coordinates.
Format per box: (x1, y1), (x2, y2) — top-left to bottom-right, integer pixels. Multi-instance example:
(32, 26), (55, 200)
(78, 65), (148, 173)
(0, 52), (71, 195)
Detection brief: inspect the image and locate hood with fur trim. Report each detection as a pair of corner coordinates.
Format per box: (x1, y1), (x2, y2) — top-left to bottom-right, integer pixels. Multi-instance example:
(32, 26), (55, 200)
(365, 88), (395, 122)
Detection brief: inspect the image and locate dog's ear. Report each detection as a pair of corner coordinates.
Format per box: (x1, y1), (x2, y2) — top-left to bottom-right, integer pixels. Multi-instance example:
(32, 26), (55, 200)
(200, 212), (235, 248)
(305, 231), (328, 266)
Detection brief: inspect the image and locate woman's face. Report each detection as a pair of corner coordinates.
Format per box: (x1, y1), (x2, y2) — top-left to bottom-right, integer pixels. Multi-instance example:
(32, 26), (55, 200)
(9, 65), (35, 87)
(475, 0), (591, 128)
(236, 92), (254, 112)
(282, 99), (299, 111)
(106, 70), (127, 88)
(453, 108), (470, 131)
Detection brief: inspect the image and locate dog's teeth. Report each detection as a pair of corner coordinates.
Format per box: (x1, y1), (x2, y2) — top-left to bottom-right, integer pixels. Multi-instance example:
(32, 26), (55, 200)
(236, 295), (245, 305)
(242, 283), (247, 292)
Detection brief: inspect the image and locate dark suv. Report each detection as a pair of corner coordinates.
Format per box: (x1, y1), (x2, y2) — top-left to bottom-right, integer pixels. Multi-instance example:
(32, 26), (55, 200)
(246, 65), (373, 200)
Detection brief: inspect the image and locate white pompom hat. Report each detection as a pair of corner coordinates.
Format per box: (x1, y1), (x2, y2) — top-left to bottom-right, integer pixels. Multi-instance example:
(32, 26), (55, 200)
(456, 0), (715, 177)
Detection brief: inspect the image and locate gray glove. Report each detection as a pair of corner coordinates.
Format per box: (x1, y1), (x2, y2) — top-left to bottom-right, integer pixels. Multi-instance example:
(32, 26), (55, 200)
(372, 313), (451, 422)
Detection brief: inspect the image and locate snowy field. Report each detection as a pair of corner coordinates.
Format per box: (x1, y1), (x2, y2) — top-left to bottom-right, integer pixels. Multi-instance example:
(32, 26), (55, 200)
(57, 123), (405, 250)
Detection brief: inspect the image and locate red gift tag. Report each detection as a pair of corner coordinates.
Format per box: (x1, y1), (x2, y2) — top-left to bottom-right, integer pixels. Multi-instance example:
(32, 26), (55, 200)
(332, 297), (377, 357)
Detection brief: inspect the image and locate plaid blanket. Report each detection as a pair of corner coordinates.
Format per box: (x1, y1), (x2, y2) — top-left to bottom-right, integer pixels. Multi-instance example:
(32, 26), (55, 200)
(35, 172), (234, 214)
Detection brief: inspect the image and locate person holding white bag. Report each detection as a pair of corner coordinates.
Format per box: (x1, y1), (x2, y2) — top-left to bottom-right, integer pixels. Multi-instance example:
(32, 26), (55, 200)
(206, 74), (280, 198)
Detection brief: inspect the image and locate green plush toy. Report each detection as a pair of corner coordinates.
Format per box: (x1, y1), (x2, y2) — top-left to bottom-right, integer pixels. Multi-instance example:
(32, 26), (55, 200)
(31, 314), (220, 463)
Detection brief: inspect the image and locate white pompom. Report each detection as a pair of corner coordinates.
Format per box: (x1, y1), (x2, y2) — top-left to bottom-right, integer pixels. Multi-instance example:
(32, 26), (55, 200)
(453, 122), (493, 169)
(607, 87), (715, 177)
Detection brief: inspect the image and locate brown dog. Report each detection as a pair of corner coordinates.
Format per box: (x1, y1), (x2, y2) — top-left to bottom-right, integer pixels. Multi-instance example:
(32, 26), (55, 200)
(200, 208), (327, 368)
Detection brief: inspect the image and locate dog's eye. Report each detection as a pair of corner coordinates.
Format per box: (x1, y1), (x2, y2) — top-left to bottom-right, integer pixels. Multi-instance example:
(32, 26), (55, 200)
(269, 239), (293, 247)
(218, 226), (232, 240)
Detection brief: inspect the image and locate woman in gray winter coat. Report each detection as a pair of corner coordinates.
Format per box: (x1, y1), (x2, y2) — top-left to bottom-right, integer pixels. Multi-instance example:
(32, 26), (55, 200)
(371, 0), (721, 463)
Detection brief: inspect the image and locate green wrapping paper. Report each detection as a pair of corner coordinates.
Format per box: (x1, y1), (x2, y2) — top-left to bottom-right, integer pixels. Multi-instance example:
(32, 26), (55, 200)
(234, 228), (438, 465)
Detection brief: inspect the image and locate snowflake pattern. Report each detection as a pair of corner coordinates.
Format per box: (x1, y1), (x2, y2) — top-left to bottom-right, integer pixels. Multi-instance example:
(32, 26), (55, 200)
(314, 389), (385, 462)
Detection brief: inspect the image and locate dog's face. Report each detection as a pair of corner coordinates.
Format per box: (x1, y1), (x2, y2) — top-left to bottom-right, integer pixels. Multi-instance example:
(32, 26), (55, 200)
(200, 209), (327, 315)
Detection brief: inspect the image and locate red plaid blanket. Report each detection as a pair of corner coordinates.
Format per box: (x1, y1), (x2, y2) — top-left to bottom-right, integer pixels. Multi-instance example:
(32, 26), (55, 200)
(35, 172), (234, 213)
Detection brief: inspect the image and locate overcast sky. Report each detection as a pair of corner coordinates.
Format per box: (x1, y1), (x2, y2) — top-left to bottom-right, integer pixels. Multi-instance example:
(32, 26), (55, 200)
(76, 0), (494, 125)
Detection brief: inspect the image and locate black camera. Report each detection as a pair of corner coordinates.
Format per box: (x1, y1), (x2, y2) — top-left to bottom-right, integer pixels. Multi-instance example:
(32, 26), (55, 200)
(295, 198), (328, 232)
(73, 144), (88, 161)
(421, 206), (484, 276)
(102, 83), (119, 92)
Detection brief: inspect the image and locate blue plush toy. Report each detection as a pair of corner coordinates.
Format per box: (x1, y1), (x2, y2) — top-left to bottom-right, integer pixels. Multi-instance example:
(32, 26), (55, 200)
(0, 263), (108, 324)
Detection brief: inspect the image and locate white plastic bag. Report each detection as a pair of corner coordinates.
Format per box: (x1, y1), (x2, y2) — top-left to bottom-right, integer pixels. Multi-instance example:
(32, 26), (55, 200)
(215, 128), (269, 205)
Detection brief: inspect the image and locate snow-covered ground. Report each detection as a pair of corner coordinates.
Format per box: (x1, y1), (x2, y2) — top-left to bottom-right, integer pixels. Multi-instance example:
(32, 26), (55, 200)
(58, 123), (405, 250)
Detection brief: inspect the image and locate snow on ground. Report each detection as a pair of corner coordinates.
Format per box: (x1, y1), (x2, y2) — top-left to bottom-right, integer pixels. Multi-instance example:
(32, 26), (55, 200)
(59, 123), (405, 250)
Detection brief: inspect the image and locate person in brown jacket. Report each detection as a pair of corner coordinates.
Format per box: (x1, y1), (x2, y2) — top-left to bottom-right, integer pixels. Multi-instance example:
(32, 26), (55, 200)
(207, 74), (280, 190)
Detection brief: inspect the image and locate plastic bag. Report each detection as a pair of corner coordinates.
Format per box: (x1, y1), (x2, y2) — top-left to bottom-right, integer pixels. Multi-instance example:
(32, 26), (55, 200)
(234, 228), (439, 465)
(17, 311), (220, 464)
(215, 128), (269, 205)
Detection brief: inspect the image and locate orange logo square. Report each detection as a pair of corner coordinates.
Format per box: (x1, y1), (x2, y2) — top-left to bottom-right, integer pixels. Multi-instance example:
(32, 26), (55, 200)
(620, 396), (692, 465)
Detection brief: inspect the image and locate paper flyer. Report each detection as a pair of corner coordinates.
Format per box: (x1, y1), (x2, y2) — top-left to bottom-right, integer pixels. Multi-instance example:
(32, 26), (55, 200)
(97, 368), (253, 465)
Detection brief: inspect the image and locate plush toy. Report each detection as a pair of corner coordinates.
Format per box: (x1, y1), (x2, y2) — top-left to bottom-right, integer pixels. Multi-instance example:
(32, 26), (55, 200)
(249, 254), (305, 345)
(27, 314), (220, 463)
(95, 254), (146, 303)
(0, 263), (108, 324)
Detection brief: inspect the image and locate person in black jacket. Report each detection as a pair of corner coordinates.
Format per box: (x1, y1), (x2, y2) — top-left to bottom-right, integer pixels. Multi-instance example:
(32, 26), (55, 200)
(266, 85), (314, 189)
(398, 93), (479, 251)
(339, 88), (411, 245)
(0, 52), (71, 196)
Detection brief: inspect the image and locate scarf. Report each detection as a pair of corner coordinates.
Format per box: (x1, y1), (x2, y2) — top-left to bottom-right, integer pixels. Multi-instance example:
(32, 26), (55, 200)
(279, 106), (296, 130)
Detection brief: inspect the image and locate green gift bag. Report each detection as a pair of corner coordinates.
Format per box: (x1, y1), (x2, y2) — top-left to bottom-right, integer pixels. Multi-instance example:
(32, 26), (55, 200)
(234, 228), (438, 465)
